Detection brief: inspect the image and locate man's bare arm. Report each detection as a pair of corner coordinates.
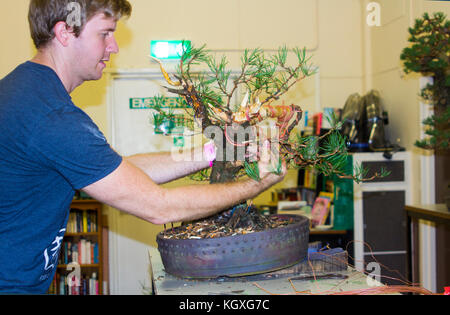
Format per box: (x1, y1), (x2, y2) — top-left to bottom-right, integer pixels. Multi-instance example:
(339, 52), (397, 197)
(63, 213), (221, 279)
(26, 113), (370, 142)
(124, 145), (209, 184)
(81, 159), (285, 225)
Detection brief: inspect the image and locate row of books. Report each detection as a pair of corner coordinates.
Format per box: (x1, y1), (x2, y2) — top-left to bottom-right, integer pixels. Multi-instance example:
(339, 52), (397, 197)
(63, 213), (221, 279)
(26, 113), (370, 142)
(49, 273), (100, 295)
(275, 187), (317, 206)
(67, 209), (98, 233)
(303, 108), (343, 136)
(58, 240), (99, 265)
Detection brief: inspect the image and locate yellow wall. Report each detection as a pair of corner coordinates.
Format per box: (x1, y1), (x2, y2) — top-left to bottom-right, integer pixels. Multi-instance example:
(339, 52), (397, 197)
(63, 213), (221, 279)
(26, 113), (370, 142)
(1, 0), (449, 248)
(1, 0), (367, 127)
(0, 1), (34, 76)
(368, 0), (449, 204)
(370, 0), (450, 152)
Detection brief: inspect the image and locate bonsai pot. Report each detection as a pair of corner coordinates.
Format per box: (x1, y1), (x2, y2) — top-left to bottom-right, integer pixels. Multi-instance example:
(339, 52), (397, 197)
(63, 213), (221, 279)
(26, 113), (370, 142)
(156, 214), (310, 278)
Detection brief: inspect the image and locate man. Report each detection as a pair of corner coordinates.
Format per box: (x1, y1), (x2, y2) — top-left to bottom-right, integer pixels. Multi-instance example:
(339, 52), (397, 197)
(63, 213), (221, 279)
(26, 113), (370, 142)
(0, 0), (285, 294)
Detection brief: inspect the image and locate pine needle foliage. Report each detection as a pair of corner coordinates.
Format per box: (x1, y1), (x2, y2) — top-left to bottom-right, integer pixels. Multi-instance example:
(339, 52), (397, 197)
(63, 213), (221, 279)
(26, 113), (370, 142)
(400, 12), (450, 150)
(151, 42), (386, 185)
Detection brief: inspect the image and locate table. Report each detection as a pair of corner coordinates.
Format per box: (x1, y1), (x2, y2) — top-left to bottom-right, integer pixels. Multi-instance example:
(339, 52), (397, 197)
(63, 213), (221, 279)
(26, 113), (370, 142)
(148, 247), (387, 295)
(405, 204), (450, 292)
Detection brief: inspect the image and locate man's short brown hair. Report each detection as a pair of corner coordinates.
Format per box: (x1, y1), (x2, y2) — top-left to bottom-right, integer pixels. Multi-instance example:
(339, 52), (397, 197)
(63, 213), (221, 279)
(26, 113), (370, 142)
(28, 0), (132, 49)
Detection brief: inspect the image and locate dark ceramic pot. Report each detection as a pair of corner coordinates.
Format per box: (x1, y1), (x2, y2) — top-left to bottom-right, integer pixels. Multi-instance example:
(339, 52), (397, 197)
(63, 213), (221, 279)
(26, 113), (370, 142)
(156, 214), (310, 278)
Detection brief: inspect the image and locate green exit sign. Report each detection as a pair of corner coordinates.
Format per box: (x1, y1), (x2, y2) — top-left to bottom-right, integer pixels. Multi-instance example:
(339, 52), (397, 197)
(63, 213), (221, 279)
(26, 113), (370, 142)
(150, 40), (191, 60)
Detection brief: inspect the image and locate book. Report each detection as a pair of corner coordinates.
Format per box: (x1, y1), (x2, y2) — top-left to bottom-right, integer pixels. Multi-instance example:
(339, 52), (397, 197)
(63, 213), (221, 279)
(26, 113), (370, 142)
(277, 201), (308, 216)
(310, 192), (333, 227)
(83, 211), (87, 233)
(313, 112), (323, 135)
(303, 167), (317, 189)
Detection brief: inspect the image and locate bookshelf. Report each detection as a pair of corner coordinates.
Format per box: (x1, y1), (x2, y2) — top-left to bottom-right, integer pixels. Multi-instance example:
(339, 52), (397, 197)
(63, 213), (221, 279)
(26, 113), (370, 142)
(48, 199), (105, 295)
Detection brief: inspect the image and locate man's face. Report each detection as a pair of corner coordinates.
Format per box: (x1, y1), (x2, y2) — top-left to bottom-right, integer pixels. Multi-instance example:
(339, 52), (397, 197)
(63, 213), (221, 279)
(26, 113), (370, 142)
(70, 13), (119, 82)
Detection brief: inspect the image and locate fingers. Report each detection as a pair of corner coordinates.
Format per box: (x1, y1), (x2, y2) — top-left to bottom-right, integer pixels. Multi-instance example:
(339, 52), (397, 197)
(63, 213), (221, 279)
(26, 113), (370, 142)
(258, 140), (286, 182)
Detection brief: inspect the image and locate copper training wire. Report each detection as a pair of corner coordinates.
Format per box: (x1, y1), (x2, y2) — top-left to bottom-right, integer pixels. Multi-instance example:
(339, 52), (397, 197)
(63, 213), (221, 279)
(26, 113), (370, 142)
(252, 239), (435, 295)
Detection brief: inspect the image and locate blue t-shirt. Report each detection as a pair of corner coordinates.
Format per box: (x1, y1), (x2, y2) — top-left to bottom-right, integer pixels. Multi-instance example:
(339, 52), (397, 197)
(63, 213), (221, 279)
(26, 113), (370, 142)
(0, 62), (122, 294)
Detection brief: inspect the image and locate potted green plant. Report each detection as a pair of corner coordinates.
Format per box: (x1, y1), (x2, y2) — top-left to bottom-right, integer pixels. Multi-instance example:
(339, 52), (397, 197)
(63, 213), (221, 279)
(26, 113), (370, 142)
(151, 43), (388, 277)
(400, 12), (450, 209)
(400, 12), (449, 150)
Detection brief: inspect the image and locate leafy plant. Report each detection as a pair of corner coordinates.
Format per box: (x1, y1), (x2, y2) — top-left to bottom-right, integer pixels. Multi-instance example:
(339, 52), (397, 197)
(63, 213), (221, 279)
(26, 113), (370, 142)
(400, 12), (450, 150)
(152, 42), (387, 230)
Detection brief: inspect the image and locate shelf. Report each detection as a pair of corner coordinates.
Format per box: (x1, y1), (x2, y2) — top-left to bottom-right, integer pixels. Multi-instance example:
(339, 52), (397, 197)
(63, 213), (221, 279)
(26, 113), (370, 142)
(48, 199), (105, 295)
(57, 264), (100, 268)
(70, 199), (101, 211)
(64, 232), (100, 237)
(405, 204), (450, 222)
(310, 229), (348, 235)
(72, 199), (98, 203)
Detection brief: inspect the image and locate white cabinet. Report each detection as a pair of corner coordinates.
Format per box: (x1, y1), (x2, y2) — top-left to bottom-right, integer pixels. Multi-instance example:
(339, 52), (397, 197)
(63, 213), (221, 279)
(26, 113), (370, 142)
(352, 152), (412, 285)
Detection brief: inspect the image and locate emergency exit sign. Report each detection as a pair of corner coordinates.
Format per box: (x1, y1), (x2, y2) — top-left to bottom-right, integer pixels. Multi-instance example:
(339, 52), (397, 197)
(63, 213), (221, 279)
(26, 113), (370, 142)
(129, 97), (187, 110)
(150, 40), (191, 60)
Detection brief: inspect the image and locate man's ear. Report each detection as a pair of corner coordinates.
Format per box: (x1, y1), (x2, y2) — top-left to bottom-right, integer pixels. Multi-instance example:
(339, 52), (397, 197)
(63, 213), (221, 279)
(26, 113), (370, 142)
(53, 21), (74, 47)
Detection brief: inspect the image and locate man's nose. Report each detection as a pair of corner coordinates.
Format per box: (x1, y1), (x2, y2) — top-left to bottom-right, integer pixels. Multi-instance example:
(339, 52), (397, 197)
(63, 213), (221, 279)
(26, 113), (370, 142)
(107, 35), (119, 54)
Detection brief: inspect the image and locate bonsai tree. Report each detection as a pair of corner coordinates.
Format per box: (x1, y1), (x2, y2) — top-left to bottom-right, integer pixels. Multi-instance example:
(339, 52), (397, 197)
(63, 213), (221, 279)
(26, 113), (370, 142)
(400, 12), (450, 150)
(151, 43), (387, 237)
